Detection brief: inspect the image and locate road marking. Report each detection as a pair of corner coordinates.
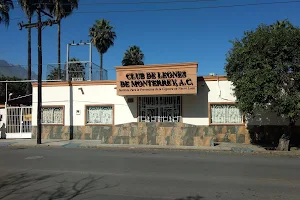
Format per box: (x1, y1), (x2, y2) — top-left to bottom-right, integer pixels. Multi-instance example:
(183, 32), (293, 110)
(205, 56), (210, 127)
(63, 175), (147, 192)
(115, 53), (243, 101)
(25, 156), (44, 160)
(256, 177), (298, 184)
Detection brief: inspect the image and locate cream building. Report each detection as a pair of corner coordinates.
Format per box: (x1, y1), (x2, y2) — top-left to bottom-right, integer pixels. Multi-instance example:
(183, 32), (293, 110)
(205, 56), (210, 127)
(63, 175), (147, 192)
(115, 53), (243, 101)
(30, 62), (299, 146)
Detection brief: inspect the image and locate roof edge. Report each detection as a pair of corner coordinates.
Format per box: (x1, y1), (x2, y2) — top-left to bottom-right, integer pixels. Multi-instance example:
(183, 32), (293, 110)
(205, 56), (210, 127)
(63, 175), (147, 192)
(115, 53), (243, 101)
(115, 62), (198, 70)
(32, 76), (227, 87)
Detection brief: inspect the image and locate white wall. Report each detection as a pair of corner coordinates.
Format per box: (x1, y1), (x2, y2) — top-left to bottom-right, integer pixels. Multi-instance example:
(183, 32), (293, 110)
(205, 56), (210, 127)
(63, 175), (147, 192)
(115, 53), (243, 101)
(182, 80), (300, 126)
(32, 86), (69, 126)
(182, 80), (236, 125)
(32, 84), (137, 126)
(32, 80), (299, 127)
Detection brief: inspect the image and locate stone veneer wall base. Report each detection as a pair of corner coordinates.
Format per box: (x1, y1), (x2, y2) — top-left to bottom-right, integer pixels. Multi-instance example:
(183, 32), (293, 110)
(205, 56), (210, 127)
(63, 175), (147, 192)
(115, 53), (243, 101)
(31, 122), (251, 146)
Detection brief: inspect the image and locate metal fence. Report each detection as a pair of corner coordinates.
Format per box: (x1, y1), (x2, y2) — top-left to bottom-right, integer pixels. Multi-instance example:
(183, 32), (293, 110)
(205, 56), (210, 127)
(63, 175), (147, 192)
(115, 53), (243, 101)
(46, 61), (108, 81)
(6, 106), (32, 138)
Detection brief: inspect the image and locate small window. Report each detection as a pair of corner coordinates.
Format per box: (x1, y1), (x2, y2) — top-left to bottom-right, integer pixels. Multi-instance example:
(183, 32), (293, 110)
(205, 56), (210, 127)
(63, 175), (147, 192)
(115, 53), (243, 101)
(41, 106), (64, 125)
(209, 103), (243, 125)
(86, 105), (113, 125)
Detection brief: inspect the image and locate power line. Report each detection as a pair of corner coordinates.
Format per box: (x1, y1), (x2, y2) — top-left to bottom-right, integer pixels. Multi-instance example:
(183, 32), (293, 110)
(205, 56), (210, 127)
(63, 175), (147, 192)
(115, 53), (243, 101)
(0, 64), (203, 72)
(11, 0), (300, 21)
(11, 0), (216, 19)
(15, 0), (216, 7)
(73, 0), (300, 14)
(0, 64), (124, 71)
(0, 64), (48, 67)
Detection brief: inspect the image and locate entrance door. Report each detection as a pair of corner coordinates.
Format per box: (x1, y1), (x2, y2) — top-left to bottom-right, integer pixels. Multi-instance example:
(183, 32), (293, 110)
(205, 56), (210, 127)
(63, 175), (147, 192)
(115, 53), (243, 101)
(144, 106), (158, 122)
(6, 106), (32, 139)
(138, 96), (182, 122)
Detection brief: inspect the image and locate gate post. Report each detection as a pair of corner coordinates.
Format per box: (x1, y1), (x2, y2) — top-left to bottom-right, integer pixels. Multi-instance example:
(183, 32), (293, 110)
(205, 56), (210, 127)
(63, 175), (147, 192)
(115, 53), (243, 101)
(20, 107), (23, 136)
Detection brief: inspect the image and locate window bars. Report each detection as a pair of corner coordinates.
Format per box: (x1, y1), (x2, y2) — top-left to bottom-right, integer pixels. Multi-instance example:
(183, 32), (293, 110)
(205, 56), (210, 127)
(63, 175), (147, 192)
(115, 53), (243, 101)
(138, 96), (182, 122)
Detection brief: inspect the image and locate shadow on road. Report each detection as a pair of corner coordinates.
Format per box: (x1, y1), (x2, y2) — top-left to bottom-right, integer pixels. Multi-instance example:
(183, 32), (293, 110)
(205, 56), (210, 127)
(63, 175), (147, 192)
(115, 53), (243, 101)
(0, 171), (119, 199)
(175, 195), (204, 200)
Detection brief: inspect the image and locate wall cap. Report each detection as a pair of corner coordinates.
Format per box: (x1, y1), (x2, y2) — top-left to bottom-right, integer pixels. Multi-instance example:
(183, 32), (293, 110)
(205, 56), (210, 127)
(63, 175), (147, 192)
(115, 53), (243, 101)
(32, 76), (228, 87)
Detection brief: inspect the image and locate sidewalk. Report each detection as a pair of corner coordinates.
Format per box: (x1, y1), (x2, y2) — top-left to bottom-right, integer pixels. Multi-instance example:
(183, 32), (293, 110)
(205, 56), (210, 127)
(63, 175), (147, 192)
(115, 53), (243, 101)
(1, 139), (300, 155)
(0, 139), (269, 152)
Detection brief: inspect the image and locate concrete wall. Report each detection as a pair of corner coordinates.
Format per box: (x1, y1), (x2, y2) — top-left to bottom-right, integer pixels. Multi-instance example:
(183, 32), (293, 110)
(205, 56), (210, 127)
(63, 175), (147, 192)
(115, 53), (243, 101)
(33, 80), (299, 127)
(32, 80), (237, 127)
(182, 80), (236, 125)
(31, 79), (300, 145)
(181, 80), (300, 126)
(32, 84), (137, 126)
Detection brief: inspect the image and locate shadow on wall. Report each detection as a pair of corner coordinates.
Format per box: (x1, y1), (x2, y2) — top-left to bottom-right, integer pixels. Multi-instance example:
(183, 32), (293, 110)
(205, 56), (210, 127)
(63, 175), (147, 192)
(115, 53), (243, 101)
(247, 125), (300, 147)
(124, 96), (137, 118)
(182, 80), (210, 118)
(246, 113), (290, 126)
(0, 123), (6, 139)
(0, 171), (119, 199)
(247, 115), (300, 146)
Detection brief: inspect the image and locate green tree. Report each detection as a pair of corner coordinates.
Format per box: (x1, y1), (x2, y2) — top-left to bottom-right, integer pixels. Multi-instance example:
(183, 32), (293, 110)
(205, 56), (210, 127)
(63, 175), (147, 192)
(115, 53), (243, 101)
(89, 19), (116, 80)
(122, 45), (144, 66)
(0, 76), (27, 101)
(47, 58), (85, 81)
(47, 0), (78, 79)
(0, 0), (14, 27)
(18, 0), (36, 95)
(47, 67), (65, 80)
(67, 58), (85, 81)
(225, 20), (300, 151)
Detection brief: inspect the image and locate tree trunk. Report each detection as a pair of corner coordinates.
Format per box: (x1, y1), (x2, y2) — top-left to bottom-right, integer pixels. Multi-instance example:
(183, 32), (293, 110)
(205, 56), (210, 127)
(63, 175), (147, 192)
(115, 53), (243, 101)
(277, 117), (295, 151)
(100, 53), (103, 80)
(26, 17), (32, 95)
(57, 20), (61, 80)
(277, 134), (290, 151)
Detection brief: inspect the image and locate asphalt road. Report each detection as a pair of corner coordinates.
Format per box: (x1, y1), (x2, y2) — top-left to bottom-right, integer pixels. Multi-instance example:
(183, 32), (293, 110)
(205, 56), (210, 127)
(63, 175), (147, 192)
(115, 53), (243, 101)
(0, 147), (299, 200)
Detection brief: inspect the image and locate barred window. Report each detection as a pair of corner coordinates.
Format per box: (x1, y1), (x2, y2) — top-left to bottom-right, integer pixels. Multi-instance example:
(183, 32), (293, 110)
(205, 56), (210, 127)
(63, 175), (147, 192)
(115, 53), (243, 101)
(210, 103), (243, 124)
(138, 96), (182, 122)
(86, 105), (113, 125)
(41, 106), (64, 125)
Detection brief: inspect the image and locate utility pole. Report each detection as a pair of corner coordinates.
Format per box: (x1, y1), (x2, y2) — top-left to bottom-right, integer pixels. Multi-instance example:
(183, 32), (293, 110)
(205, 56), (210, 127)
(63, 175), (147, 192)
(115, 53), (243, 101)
(18, 5), (58, 145)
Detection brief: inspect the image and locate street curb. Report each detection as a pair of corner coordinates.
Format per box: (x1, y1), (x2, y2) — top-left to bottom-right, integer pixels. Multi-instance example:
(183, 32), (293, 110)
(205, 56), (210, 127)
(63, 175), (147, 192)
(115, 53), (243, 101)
(2, 142), (233, 152)
(83, 145), (233, 152)
(1, 142), (299, 156)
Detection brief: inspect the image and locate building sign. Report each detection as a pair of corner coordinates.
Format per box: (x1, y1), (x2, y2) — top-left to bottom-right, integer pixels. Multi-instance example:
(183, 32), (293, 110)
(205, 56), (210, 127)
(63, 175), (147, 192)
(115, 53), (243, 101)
(116, 63), (198, 96)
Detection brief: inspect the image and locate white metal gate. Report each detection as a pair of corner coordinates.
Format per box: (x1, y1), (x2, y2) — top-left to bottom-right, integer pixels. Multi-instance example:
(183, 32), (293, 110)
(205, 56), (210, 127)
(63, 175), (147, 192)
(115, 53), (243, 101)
(6, 106), (32, 139)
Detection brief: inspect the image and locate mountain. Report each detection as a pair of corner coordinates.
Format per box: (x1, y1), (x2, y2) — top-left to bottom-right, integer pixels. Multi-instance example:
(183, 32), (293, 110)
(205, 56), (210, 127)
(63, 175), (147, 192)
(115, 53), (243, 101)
(0, 60), (37, 79)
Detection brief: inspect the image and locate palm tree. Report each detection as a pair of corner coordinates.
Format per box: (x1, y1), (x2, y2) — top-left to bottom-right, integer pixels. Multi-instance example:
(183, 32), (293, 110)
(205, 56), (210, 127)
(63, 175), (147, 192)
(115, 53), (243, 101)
(18, 0), (36, 94)
(122, 45), (144, 66)
(48, 0), (78, 79)
(89, 19), (116, 80)
(47, 67), (65, 80)
(0, 0), (14, 27)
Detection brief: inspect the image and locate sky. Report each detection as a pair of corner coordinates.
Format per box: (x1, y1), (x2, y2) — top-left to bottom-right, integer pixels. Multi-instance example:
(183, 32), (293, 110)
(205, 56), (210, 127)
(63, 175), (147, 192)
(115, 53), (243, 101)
(1, 0), (300, 80)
